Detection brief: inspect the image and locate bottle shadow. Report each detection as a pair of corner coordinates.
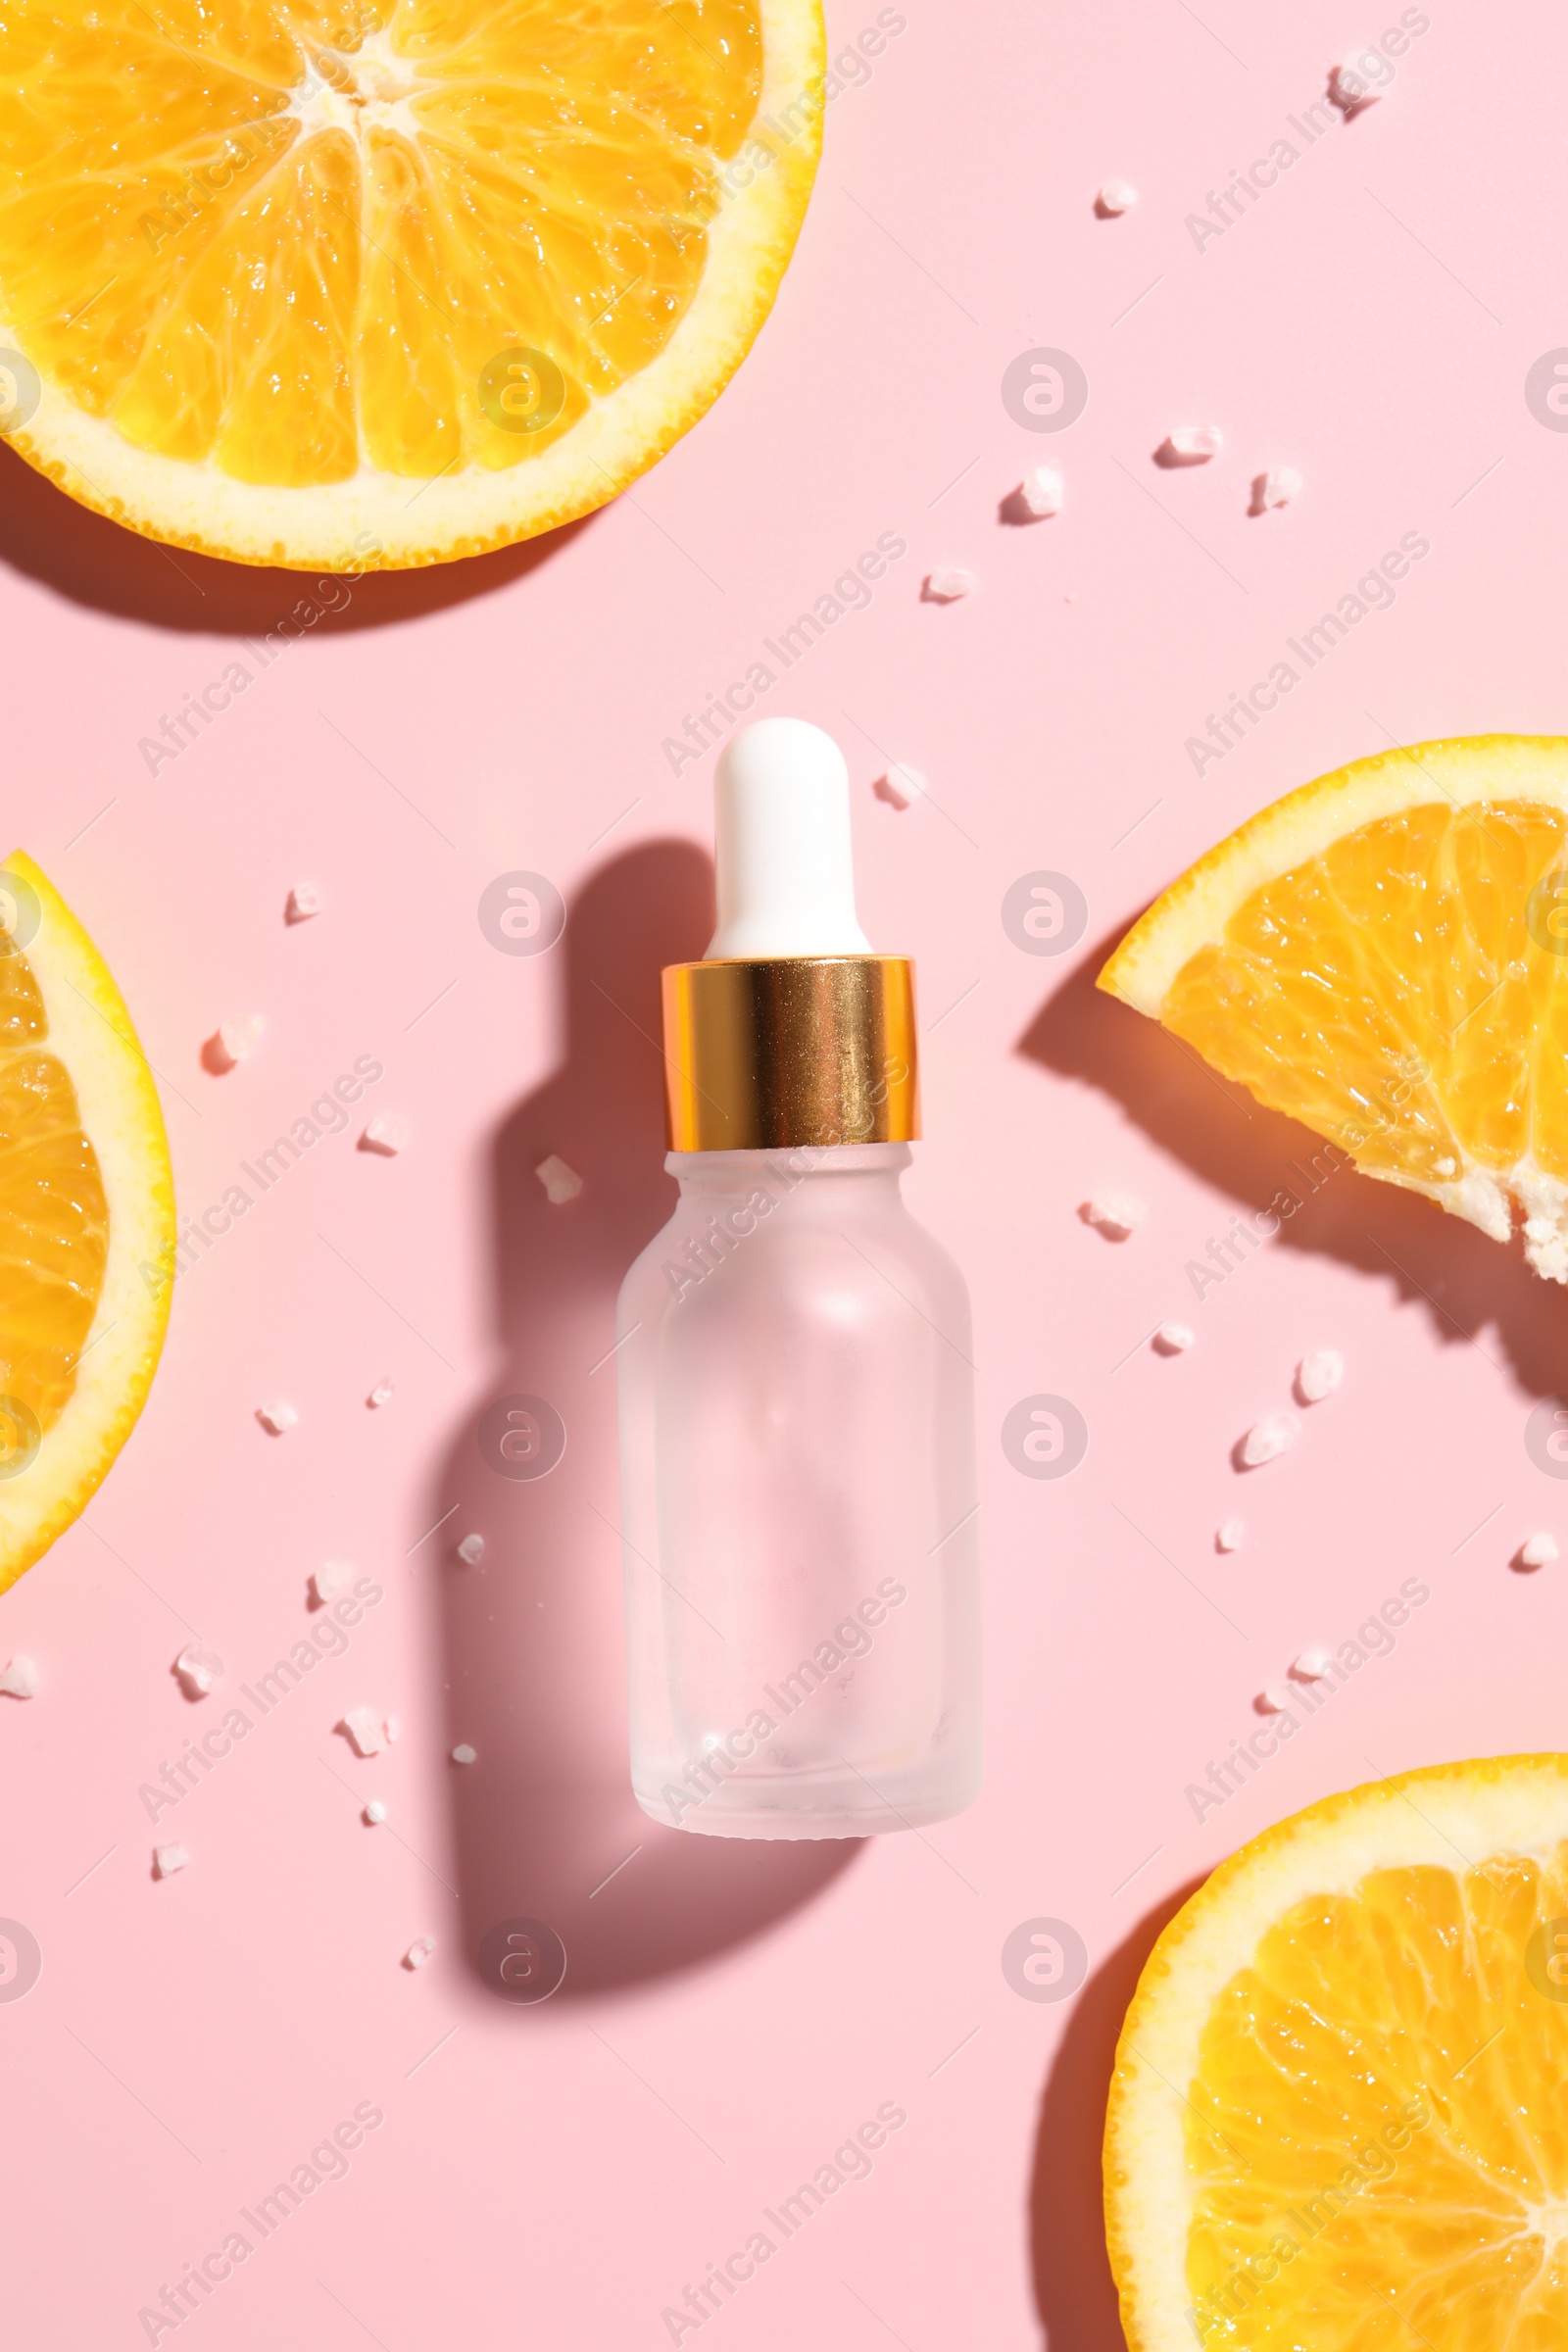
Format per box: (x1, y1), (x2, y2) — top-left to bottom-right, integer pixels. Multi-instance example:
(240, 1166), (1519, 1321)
(0, 440), (590, 633)
(431, 838), (860, 2001)
(1019, 926), (1568, 1405)
(1028, 1878), (1202, 2349)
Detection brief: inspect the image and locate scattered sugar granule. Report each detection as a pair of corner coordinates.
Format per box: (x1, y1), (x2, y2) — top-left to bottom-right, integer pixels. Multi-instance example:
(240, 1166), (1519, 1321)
(1013, 466), (1063, 520)
(0, 1654), (37, 1698)
(384, 1714), (402, 1744)
(285, 883), (321, 923)
(535, 1153), (583, 1205)
(1239, 1411), (1298, 1467)
(921, 566), (975, 604)
(1328, 62), (1380, 119)
(1096, 179), (1139, 216)
(872, 766), (918, 810)
(203, 1015), (264, 1074)
(1153, 1322), (1195, 1354)
(872, 762), (926, 812)
(1254, 1686), (1292, 1716)
(256, 1399), (298, 1436)
(1293, 1645), (1335, 1681)
(457, 1534), (486, 1566)
(1083, 1192), (1147, 1240)
(364, 1799), (387, 1827)
(1250, 466), (1302, 514)
(1216, 1518), (1247, 1553)
(312, 1560), (356, 1605)
(360, 1112), (409, 1156)
(367, 1379), (395, 1409)
(1296, 1348), (1344, 1404)
(155, 1843), (190, 1878)
(173, 1642), (224, 1699)
(1521, 1532), (1559, 1569)
(452, 1743), (477, 1765)
(404, 1936), (435, 1970)
(340, 1704), (388, 1758)
(1157, 425), (1223, 466)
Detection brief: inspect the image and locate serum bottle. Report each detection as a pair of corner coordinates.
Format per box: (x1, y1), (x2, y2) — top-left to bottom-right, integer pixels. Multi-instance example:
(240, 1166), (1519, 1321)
(615, 717), (981, 1838)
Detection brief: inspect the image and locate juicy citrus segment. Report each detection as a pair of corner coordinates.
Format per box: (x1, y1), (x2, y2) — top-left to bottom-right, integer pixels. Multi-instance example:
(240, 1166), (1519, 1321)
(0, 979), (109, 1436)
(0, 856), (173, 1591)
(1188, 1858), (1568, 2344)
(1104, 1756), (1568, 2352)
(0, 0), (821, 564)
(1098, 737), (1568, 1281)
(1161, 803), (1568, 1203)
(118, 128), (364, 483)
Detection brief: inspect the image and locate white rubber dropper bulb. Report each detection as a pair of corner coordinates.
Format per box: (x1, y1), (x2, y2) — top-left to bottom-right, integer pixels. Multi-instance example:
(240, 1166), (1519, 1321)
(705, 717), (872, 958)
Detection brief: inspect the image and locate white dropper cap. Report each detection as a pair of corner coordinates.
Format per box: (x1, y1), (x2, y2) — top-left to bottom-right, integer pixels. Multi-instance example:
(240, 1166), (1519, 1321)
(706, 717), (872, 958)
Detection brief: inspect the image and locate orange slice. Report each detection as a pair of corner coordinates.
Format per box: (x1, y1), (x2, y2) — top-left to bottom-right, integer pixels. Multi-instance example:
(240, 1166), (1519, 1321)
(1106, 1754), (1568, 2352)
(0, 856), (173, 1590)
(1100, 736), (1568, 1280)
(0, 0), (822, 566)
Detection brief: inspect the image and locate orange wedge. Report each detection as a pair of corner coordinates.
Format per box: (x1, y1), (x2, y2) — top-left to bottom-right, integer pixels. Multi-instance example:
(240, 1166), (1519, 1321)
(0, 0), (823, 567)
(1100, 736), (1568, 1280)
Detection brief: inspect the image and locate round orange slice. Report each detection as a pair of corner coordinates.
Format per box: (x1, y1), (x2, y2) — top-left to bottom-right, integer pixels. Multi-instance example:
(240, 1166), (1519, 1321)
(1106, 1753), (1568, 2351)
(0, 856), (174, 1590)
(0, 0), (823, 567)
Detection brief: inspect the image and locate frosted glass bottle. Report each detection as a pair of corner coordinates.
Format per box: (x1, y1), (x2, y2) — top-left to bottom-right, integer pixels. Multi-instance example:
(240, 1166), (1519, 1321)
(616, 1140), (981, 1838)
(613, 714), (982, 1838)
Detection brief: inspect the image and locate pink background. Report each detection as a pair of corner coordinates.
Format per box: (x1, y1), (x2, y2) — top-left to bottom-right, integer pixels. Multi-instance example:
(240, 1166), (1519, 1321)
(5, 2), (1568, 2343)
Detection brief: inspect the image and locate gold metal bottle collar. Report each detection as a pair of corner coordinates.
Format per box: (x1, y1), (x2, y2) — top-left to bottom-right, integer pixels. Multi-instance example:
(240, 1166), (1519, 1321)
(661, 956), (920, 1152)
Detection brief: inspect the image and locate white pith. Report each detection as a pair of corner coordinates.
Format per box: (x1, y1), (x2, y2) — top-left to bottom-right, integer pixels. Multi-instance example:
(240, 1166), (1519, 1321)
(286, 36), (439, 141)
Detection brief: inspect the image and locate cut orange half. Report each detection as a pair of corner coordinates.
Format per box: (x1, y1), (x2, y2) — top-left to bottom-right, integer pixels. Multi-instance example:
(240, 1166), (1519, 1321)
(1100, 736), (1568, 1280)
(1105, 1754), (1568, 2352)
(0, 857), (174, 1591)
(0, 0), (823, 568)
